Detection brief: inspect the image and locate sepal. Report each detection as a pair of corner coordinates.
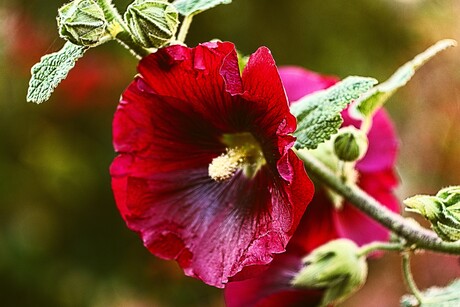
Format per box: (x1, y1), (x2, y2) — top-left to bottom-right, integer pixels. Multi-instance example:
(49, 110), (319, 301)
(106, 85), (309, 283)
(404, 186), (460, 242)
(57, 0), (110, 47)
(124, 0), (179, 49)
(291, 239), (368, 306)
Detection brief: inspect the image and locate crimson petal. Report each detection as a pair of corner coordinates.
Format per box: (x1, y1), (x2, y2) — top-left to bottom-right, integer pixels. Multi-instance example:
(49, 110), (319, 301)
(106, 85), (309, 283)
(278, 66), (339, 102)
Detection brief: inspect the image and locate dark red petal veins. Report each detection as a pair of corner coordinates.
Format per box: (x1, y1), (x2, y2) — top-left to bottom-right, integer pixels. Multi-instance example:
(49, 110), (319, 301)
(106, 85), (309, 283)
(137, 42), (239, 103)
(242, 47), (296, 137)
(112, 167), (302, 287)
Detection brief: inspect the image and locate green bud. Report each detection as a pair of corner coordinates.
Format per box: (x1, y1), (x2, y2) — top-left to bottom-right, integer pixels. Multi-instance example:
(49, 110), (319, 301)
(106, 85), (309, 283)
(404, 188), (460, 242)
(124, 0), (179, 49)
(437, 186), (460, 218)
(333, 126), (369, 162)
(291, 239), (368, 306)
(57, 0), (110, 47)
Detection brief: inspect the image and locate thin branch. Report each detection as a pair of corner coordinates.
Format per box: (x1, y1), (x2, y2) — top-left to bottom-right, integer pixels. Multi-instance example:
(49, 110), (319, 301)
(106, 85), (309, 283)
(357, 241), (405, 257)
(96, 0), (150, 58)
(177, 15), (194, 43)
(402, 252), (424, 304)
(295, 149), (460, 255)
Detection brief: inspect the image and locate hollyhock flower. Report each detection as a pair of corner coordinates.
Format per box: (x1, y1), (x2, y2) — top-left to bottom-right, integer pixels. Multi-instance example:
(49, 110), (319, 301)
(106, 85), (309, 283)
(225, 66), (399, 306)
(110, 42), (314, 288)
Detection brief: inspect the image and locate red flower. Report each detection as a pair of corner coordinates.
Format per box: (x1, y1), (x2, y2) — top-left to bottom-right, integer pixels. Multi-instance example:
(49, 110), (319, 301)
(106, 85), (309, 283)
(224, 66), (399, 306)
(110, 43), (314, 288)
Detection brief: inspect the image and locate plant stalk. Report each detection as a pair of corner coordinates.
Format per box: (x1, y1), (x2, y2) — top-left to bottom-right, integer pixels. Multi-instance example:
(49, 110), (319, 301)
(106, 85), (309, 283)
(295, 149), (460, 255)
(177, 15), (194, 43)
(402, 252), (424, 304)
(357, 241), (405, 257)
(96, 0), (150, 58)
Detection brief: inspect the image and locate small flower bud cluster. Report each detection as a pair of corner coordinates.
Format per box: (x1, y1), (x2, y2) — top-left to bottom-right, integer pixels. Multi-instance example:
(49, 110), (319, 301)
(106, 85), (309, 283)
(404, 186), (460, 242)
(57, 0), (110, 47)
(291, 239), (368, 306)
(124, 0), (179, 49)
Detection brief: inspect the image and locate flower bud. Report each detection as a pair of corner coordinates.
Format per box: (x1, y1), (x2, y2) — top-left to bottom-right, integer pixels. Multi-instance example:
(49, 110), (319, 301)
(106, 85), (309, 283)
(404, 188), (460, 242)
(57, 0), (110, 47)
(124, 0), (179, 49)
(437, 186), (460, 211)
(333, 126), (368, 162)
(291, 239), (368, 306)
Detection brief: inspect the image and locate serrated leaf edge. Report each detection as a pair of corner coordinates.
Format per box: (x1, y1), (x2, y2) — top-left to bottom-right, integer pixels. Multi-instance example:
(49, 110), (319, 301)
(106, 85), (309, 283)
(27, 42), (87, 104)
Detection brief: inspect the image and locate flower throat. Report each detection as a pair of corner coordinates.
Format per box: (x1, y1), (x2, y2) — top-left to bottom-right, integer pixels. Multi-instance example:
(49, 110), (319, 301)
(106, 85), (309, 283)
(208, 132), (266, 182)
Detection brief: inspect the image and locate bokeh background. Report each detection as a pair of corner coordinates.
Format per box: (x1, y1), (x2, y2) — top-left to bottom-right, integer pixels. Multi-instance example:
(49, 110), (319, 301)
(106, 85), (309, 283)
(1, 0), (459, 306)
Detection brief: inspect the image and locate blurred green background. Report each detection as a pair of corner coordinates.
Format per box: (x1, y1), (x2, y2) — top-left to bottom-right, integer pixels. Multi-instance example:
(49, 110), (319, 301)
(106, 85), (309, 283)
(0, 0), (459, 306)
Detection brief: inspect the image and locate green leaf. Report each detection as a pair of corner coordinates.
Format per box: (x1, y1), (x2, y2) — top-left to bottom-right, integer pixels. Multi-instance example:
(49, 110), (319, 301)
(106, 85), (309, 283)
(172, 0), (231, 16)
(401, 279), (460, 307)
(353, 39), (457, 119)
(27, 42), (87, 104)
(292, 76), (377, 150)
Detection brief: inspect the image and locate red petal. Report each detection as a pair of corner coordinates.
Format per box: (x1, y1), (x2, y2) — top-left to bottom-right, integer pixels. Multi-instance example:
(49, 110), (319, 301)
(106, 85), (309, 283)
(333, 170), (400, 246)
(225, 252), (323, 307)
(137, 41), (241, 104)
(278, 66), (339, 102)
(242, 47), (296, 137)
(286, 190), (340, 255)
(111, 164), (310, 287)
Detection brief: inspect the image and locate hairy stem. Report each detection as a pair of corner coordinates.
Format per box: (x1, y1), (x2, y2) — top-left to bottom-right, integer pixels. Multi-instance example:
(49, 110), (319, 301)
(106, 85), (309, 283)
(295, 149), (460, 255)
(96, 0), (150, 58)
(357, 241), (404, 257)
(177, 15), (194, 43)
(402, 252), (424, 304)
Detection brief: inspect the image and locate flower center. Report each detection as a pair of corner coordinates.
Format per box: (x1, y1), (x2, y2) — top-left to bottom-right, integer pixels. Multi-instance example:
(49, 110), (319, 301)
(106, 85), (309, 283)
(208, 132), (266, 182)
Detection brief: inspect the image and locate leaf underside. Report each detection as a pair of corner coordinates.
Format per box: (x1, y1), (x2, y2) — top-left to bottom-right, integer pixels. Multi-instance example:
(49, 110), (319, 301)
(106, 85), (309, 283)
(27, 42), (87, 104)
(173, 0), (232, 16)
(401, 279), (460, 307)
(292, 76), (377, 150)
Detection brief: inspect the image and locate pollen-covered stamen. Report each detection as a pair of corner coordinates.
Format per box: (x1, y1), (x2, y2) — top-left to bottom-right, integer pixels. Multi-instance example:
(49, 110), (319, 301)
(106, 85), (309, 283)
(208, 148), (245, 182)
(209, 132), (267, 182)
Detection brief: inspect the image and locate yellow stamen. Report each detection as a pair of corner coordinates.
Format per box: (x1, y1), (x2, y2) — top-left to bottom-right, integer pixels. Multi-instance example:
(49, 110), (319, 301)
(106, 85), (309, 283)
(208, 148), (244, 182)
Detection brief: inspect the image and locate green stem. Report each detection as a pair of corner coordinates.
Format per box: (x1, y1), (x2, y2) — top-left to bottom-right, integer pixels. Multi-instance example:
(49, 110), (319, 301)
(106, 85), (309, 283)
(357, 241), (404, 257)
(177, 15), (194, 43)
(360, 117), (372, 134)
(295, 149), (460, 255)
(96, 0), (150, 58)
(402, 252), (424, 304)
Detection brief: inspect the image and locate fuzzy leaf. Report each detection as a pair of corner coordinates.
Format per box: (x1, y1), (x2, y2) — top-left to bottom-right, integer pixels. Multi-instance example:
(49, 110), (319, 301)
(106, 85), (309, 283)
(401, 279), (460, 307)
(353, 39), (457, 119)
(292, 76), (377, 150)
(27, 42), (87, 104)
(172, 0), (231, 16)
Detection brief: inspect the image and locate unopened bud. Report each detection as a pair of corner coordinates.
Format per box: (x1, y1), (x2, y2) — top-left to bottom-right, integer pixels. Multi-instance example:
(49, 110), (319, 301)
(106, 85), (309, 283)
(333, 126), (368, 162)
(57, 0), (110, 47)
(124, 0), (179, 49)
(437, 186), (460, 211)
(291, 239), (368, 306)
(404, 187), (460, 242)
